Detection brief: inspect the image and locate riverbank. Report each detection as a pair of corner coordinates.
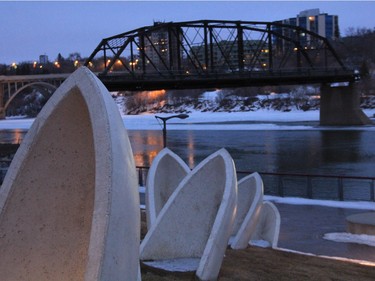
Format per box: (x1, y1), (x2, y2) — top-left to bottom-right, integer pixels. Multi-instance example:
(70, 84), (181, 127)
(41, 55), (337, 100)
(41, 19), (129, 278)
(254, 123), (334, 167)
(2, 109), (374, 131)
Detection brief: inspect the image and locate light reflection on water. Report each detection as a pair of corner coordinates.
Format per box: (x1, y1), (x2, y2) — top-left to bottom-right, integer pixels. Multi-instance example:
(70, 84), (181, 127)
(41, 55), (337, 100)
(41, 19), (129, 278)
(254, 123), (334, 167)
(13, 129), (24, 144)
(1, 128), (374, 201)
(129, 130), (162, 167)
(129, 129), (375, 178)
(186, 132), (195, 169)
(0, 129), (27, 144)
(0, 129), (374, 178)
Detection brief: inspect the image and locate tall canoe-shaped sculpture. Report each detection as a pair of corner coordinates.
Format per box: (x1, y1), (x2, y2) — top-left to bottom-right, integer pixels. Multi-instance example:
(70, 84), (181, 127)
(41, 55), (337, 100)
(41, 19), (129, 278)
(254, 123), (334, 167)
(145, 148), (190, 229)
(250, 201), (281, 249)
(230, 172), (263, 250)
(140, 149), (237, 281)
(0, 67), (140, 281)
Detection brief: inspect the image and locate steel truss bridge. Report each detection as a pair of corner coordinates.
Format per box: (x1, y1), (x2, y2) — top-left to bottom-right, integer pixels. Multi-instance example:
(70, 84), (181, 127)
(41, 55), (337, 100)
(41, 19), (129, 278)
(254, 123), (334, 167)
(85, 20), (356, 91)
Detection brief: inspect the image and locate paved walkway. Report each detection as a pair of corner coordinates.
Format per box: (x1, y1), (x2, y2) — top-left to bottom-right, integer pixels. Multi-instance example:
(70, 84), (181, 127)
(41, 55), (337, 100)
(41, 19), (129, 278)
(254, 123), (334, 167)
(275, 203), (375, 262)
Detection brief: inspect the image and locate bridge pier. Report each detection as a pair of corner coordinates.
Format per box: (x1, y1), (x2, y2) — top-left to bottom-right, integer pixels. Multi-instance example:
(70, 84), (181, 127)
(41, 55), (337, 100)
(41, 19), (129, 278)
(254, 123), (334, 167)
(320, 83), (372, 126)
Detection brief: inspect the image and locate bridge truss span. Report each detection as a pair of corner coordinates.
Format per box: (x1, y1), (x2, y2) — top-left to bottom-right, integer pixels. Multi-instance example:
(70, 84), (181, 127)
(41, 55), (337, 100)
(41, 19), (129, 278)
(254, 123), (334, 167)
(85, 20), (355, 90)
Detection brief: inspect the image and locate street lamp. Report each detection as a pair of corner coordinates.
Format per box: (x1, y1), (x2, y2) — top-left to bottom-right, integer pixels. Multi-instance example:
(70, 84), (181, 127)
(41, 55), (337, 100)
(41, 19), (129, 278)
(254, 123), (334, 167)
(155, 113), (189, 148)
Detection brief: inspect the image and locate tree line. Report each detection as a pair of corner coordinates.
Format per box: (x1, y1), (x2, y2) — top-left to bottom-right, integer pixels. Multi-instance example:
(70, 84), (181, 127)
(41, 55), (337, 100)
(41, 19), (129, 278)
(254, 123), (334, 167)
(0, 52), (83, 75)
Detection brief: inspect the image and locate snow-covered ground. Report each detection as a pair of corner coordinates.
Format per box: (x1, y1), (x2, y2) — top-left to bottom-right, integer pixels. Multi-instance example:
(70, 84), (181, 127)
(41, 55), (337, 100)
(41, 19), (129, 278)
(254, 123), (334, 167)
(3, 108), (375, 131)
(124, 109), (322, 131)
(265, 196), (375, 250)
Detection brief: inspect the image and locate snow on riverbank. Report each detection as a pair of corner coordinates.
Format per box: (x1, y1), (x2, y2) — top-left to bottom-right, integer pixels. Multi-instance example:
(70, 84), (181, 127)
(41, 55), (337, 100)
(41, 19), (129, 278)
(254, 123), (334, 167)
(2, 109), (375, 131)
(122, 110), (320, 131)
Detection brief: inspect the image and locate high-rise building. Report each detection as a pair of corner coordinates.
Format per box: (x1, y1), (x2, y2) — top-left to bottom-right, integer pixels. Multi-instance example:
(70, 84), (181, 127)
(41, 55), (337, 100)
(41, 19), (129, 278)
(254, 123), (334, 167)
(190, 40), (269, 71)
(276, 9), (339, 40)
(272, 8), (339, 56)
(140, 22), (182, 72)
(39, 55), (49, 65)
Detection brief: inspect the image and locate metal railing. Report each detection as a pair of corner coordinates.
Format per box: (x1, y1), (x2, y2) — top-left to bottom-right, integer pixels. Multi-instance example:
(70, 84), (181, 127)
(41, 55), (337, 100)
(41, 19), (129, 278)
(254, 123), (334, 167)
(136, 166), (375, 202)
(0, 162), (372, 202)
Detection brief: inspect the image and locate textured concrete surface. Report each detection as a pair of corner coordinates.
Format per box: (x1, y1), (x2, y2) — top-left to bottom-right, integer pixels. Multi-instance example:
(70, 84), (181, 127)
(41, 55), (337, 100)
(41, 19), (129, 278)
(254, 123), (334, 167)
(231, 172), (263, 250)
(146, 148), (190, 229)
(0, 67), (140, 281)
(251, 201), (281, 248)
(141, 149), (237, 281)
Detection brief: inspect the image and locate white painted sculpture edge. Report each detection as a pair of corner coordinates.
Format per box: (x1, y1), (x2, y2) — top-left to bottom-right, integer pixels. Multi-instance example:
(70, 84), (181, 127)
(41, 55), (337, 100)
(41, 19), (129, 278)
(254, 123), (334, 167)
(0, 67), (140, 280)
(196, 148), (237, 281)
(145, 147), (190, 230)
(250, 201), (281, 249)
(230, 172), (263, 250)
(264, 201), (281, 248)
(140, 149), (237, 281)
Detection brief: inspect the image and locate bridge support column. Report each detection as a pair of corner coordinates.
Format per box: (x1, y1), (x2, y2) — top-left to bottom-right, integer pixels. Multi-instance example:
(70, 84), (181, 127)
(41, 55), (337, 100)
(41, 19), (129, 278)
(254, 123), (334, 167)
(320, 83), (372, 126)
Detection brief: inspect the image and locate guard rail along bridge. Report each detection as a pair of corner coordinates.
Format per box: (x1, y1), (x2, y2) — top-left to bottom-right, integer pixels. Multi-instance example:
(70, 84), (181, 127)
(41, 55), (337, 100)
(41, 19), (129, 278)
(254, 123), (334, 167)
(1, 20), (371, 125)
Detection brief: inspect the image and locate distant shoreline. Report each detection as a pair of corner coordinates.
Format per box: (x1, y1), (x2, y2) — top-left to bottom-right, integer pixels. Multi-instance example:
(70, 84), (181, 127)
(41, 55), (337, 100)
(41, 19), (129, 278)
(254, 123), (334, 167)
(0, 109), (374, 131)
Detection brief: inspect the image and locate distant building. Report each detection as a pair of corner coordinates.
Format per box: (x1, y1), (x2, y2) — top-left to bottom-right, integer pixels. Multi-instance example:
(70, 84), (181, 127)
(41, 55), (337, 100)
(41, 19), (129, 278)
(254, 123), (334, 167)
(275, 9), (339, 40)
(272, 9), (339, 53)
(141, 22), (183, 72)
(39, 55), (49, 65)
(190, 40), (269, 71)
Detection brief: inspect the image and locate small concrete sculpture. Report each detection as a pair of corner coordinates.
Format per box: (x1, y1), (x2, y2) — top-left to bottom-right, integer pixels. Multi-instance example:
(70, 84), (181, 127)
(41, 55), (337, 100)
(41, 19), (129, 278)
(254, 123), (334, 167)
(140, 148), (237, 281)
(145, 147), (190, 229)
(250, 201), (281, 249)
(230, 172), (263, 250)
(0, 67), (140, 281)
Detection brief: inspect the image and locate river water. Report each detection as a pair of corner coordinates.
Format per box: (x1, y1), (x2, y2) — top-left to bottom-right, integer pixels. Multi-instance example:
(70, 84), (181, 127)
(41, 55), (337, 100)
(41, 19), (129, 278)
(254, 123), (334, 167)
(130, 129), (375, 177)
(1, 127), (375, 200)
(1, 128), (374, 177)
(131, 128), (375, 201)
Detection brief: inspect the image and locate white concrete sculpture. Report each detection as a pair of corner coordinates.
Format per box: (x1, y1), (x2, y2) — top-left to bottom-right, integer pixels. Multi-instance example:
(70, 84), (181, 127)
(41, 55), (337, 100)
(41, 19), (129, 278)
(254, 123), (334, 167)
(230, 172), (263, 250)
(140, 148), (237, 281)
(0, 67), (140, 281)
(250, 201), (281, 249)
(145, 147), (190, 229)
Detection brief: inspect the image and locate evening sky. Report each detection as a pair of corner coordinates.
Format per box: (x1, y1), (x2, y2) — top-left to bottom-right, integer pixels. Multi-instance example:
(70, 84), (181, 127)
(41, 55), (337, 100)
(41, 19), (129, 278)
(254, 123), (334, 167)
(1, 1), (374, 64)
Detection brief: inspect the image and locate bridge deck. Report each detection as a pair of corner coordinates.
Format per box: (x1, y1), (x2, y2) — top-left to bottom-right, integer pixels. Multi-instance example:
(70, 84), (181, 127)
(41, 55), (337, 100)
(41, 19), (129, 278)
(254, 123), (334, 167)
(0, 73), (70, 83)
(100, 69), (356, 91)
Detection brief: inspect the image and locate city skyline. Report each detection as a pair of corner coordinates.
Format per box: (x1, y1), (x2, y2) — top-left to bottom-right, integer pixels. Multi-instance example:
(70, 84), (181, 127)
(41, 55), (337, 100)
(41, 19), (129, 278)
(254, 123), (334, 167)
(1, 1), (374, 65)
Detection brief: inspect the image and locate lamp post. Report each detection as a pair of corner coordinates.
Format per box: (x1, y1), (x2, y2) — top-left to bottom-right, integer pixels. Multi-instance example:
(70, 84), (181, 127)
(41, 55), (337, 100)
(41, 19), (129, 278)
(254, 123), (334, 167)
(155, 113), (189, 148)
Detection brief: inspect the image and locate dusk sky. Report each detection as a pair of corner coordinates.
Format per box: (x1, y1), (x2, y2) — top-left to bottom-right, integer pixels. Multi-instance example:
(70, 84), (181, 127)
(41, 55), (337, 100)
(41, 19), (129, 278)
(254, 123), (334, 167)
(1, 1), (374, 64)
